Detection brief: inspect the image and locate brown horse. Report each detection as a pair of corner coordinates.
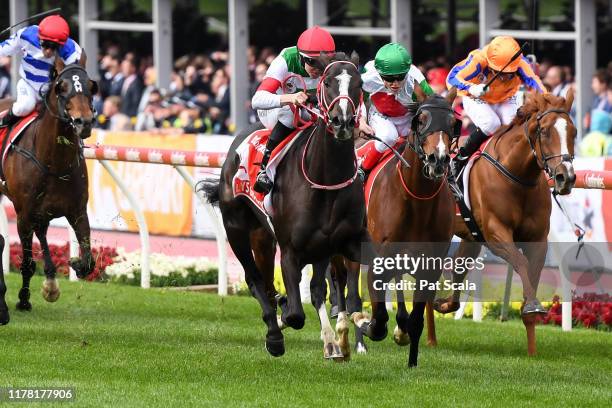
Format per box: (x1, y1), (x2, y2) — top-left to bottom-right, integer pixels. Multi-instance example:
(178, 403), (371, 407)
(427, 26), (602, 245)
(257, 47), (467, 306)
(332, 89), (458, 367)
(201, 53), (375, 359)
(0, 55), (97, 325)
(433, 90), (576, 356)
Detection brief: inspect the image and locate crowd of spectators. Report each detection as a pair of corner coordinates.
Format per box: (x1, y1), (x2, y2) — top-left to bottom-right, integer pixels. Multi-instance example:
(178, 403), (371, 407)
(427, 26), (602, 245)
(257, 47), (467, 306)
(0, 43), (610, 155)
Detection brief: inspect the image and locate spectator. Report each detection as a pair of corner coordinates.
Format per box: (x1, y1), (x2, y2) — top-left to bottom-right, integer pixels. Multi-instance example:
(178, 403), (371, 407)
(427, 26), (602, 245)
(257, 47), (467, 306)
(137, 66), (157, 113)
(99, 51), (123, 98)
(544, 65), (570, 97)
(584, 69), (611, 131)
(98, 96), (131, 131)
(119, 55), (144, 118)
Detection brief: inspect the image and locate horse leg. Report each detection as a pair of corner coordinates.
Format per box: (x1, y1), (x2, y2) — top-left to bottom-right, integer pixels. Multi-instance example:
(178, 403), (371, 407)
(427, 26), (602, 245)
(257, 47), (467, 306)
(15, 218), (36, 311)
(344, 260), (367, 354)
(227, 224), (284, 356)
(34, 222), (60, 302)
(250, 227), (277, 309)
(433, 241), (482, 314)
(425, 301), (437, 347)
(520, 241), (548, 356)
(311, 260), (343, 361)
(393, 272), (411, 347)
(278, 249), (305, 330)
(406, 300), (426, 368)
(0, 236), (8, 324)
(330, 256), (352, 360)
(66, 213), (95, 279)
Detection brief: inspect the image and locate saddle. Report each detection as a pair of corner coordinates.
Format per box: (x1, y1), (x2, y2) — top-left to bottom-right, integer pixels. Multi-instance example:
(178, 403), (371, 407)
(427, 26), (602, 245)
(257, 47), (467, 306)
(0, 110), (39, 180)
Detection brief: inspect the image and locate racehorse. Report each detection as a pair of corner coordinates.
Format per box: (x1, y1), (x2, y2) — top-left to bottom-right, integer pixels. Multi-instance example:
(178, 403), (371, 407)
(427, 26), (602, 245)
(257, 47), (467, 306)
(201, 52), (373, 359)
(0, 55), (97, 325)
(433, 90), (576, 356)
(333, 88), (459, 367)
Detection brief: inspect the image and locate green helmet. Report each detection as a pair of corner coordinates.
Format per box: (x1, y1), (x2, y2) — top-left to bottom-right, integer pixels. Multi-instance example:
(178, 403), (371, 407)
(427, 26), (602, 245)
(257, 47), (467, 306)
(374, 43), (412, 76)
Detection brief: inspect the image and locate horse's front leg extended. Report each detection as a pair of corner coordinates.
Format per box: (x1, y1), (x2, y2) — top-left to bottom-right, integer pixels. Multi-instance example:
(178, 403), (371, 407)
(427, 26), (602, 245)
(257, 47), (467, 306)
(34, 221), (60, 302)
(67, 212), (95, 279)
(16, 217), (36, 311)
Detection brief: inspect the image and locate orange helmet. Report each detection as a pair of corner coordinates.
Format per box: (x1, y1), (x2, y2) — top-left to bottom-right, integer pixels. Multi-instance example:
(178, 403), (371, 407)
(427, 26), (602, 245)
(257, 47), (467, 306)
(486, 36), (521, 72)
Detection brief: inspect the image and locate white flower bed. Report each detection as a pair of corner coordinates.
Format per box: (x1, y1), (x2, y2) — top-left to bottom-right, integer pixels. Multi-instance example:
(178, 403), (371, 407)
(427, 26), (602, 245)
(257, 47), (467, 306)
(104, 248), (217, 280)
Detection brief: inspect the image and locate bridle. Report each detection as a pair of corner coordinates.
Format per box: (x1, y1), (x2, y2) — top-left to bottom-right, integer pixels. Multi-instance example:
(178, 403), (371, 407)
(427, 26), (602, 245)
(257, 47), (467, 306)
(316, 60), (362, 134)
(523, 108), (573, 178)
(42, 64), (96, 134)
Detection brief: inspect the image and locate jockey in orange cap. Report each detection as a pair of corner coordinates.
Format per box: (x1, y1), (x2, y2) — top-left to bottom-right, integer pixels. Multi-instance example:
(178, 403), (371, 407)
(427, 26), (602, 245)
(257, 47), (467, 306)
(446, 36), (545, 176)
(252, 26), (335, 194)
(0, 14), (82, 127)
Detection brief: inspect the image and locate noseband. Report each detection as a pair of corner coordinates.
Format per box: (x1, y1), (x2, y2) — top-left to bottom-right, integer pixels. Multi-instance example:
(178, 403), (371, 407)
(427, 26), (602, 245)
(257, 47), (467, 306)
(316, 61), (362, 134)
(523, 108), (573, 177)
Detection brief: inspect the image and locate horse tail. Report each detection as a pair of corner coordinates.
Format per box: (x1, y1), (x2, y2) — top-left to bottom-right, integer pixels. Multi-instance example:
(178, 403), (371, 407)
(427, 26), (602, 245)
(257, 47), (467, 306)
(196, 179), (221, 205)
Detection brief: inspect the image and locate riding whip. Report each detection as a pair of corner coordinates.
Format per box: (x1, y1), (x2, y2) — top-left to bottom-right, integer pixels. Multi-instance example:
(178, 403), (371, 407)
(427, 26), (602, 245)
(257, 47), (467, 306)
(484, 42), (530, 91)
(0, 8), (62, 37)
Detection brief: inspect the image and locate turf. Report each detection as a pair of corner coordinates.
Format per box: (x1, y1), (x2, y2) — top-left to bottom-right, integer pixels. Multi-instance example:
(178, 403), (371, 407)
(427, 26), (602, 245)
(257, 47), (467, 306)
(0, 274), (610, 407)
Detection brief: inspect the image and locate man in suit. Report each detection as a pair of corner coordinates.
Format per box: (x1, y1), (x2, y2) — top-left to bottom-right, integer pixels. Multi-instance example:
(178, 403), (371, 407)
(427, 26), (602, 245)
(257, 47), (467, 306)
(119, 54), (144, 118)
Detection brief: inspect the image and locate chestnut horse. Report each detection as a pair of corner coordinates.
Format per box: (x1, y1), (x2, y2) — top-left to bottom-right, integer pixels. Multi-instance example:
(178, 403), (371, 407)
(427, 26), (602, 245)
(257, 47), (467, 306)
(333, 89), (459, 367)
(433, 90), (576, 356)
(0, 56), (97, 325)
(201, 53), (374, 359)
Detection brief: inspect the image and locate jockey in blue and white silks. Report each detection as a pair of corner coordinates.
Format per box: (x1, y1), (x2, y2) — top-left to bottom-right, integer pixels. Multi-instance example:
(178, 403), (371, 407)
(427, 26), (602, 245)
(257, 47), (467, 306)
(0, 14), (82, 126)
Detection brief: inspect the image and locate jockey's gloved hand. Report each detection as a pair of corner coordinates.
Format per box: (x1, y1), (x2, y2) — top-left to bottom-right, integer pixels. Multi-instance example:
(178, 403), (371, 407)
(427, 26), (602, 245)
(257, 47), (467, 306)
(468, 84), (487, 98)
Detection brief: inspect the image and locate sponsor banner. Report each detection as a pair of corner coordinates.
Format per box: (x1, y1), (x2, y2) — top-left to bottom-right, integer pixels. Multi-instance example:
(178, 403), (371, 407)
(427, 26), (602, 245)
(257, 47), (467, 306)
(550, 157), (612, 243)
(87, 131), (197, 236)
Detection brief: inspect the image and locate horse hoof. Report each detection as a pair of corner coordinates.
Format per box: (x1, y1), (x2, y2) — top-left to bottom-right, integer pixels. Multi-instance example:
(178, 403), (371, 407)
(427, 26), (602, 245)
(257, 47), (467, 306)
(330, 305), (339, 320)
(16, 301), (32, 312)
(283, 313), (305, 330)
(41, 281), (60, 303)
(355, 341), (368, 354)
(265, 337), (285, 357)
(0, 309), (9, 325)
(408, 360), (418, 368)
(522, 299), (547, 315)
(393, 325), (410, 346)
(433, 298), (459, 314)
(324, 343), (344, 361)
(366, 320), (388, 342)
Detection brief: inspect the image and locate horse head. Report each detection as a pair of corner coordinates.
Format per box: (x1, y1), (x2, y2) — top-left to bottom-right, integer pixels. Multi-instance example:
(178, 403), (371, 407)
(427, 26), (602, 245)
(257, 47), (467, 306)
(410, 86), (458, 179)
(48, 54), (98, 139)
(516, 90), (576, 194)
(317, 52), (362, 141)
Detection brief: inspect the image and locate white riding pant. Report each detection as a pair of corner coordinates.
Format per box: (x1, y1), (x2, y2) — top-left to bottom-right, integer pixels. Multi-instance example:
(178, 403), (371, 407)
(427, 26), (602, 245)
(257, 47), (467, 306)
(462, 95), (519, 135)
(257, 105), (313, 130)
(12, 79), (41, 116)
(368, 106), (411, 152)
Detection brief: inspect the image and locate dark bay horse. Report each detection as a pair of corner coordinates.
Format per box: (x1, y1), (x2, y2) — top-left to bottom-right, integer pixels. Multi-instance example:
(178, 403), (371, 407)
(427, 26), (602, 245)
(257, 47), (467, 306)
(433, 90), (576, 356)
(201, 53), (373, 359)
(0, 56), (97, 325)
(333, 89), (459, 367)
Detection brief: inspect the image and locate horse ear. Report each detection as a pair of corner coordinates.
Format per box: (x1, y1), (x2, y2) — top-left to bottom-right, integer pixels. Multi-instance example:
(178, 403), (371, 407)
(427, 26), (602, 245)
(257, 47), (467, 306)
(78, 50), (87, 68)
(564, 87), (574, 112)
(413, 80), (426, 103)
(350, 51), (359, 67)
(54, 55), (65, 73)
(446, 87), (457, 104)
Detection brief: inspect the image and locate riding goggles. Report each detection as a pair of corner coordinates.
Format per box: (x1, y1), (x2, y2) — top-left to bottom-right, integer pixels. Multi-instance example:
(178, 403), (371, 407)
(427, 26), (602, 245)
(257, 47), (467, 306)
(300, 53), (324, 70)
(380, 73), (407, 83)
(40, 40), (60, 50)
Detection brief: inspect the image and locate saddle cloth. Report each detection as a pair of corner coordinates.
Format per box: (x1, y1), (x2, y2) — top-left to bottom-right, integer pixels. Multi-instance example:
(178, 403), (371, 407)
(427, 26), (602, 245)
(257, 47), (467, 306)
(232, 127), (303, 215)
(0, 110), (38, 180)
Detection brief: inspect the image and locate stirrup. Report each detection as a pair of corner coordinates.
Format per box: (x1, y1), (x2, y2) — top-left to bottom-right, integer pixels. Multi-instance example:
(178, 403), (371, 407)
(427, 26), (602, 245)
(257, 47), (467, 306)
(357, 167), (366, 183)
(253, 170), (273, 194)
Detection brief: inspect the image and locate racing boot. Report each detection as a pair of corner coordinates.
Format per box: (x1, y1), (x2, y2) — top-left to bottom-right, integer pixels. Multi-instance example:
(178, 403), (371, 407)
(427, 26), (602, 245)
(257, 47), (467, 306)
(253, 121), (293, 194)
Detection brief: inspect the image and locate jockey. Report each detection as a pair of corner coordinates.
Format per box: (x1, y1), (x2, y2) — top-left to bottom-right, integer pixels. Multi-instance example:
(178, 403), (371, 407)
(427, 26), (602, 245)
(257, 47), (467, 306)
(0, 15), (82, 127)
(447, 36), (545, 176)
(252, 26), (335, 194)
(358, 42), (434, 178)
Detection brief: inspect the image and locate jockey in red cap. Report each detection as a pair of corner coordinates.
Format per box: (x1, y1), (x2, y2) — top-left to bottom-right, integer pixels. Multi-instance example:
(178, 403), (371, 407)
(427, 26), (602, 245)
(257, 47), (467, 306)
(0, 14), (82, 127)
(252, 26), (335, 194)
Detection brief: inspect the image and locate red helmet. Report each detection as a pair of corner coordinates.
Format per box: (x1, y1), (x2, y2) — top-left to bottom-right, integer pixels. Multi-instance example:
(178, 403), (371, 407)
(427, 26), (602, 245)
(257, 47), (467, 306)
(39, 15), (70, 45)
(297, 26), (335, 57)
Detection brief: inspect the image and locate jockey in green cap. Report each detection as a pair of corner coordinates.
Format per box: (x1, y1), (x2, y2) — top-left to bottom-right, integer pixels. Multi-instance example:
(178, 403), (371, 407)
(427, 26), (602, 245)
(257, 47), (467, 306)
(357, 42), (434, 178)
